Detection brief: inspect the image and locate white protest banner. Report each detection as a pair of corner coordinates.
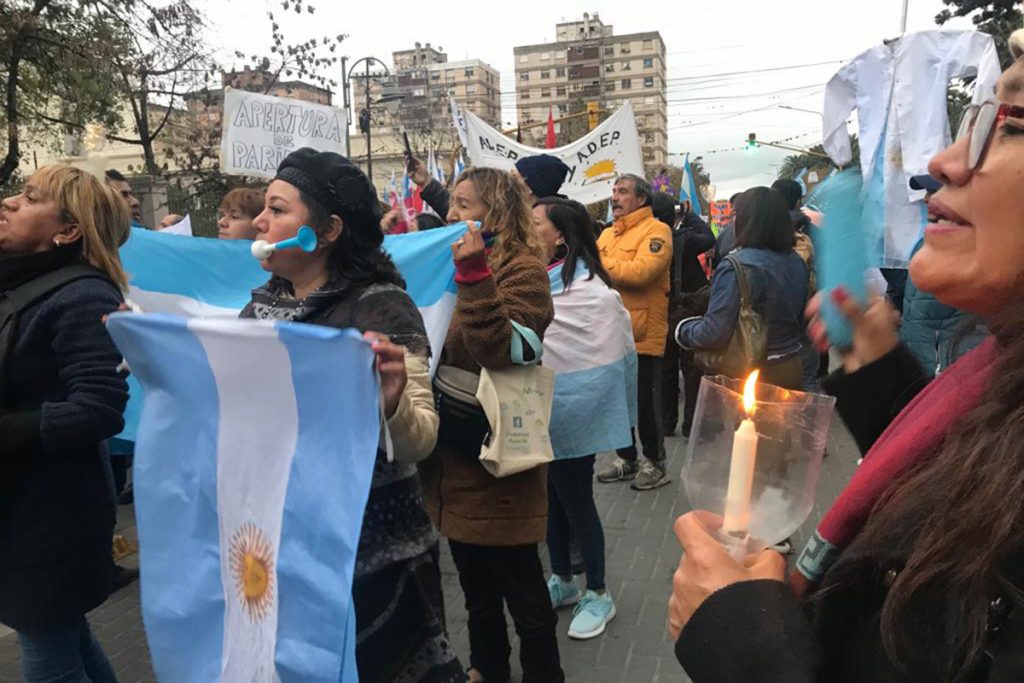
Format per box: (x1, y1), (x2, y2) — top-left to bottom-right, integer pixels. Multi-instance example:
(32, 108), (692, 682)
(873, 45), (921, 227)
(460, 102), (644, 204)
(220, 88), (347, 178)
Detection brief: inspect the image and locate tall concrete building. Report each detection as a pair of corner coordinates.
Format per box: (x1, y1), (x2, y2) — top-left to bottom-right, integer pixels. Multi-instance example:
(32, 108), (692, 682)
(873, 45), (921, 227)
(351, 42), (500, 149)
(513, 13), (667, 168)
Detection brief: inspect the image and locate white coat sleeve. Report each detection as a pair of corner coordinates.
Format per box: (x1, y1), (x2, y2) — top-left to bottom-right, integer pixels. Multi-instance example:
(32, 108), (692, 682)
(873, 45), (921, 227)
(822, 63), (859, 167)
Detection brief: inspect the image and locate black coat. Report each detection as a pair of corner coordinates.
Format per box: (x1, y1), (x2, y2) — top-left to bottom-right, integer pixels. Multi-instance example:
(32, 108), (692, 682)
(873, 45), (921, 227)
(675, 345), (1024, 683)
(0, 257), (127, 634)
(670, 211), (715, 296)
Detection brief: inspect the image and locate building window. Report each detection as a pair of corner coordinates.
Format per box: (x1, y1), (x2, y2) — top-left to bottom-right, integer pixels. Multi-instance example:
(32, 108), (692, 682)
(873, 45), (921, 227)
(556, 67), (566, 77)
(465, 68), (474, 78)
(605, 63), (614, 73)
(431, 73), (440, 81)
(520, 72), (529, 81)
(541, 52), (551, 60)
(541, 71), (550, 79)
(644, 132), (655, 143)
(644, 76), (655, 88)
(556, 86), (566, 96)
(467, 85), (476, 95)
(621, 61), (631, 71)
(643, 58), (654, 68)
(604, 46), (614, 55)
(522, 91), (531, 99)
(621, 78), (632, 90)
(620, 44), (631, 54)
(643, 39), (653, 50)
(540, 88), (550, 98)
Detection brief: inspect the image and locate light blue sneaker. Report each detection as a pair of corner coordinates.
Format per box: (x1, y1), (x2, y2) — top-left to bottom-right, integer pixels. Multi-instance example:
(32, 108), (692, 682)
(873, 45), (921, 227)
(568, 590), (616, 639)
(547, 575), (581, 609)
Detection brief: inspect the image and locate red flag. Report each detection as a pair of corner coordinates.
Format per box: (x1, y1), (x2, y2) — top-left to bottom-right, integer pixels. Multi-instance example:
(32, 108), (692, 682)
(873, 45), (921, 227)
(545, 108), (556, 149)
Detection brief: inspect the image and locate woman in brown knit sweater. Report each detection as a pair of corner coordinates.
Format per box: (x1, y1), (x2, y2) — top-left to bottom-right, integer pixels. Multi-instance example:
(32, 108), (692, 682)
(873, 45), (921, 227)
(420, 167), (563, 683)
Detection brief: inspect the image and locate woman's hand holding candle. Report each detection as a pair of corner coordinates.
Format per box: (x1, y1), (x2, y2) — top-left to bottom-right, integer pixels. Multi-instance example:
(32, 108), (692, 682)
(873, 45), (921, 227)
(667, 511), (786, 640)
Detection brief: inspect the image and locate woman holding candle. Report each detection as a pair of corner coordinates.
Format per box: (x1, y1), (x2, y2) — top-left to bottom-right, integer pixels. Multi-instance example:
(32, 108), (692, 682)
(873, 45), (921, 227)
(675, 186), (810, 390)
(669, 37), (1024, 683)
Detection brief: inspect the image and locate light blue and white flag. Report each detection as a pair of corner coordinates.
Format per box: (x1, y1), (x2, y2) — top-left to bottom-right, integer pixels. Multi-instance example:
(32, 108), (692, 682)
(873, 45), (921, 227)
(679, 154), (701, 209)
(544, 261), (637, 459)
(105, 314), (381, 682)
(454, 152), (465, 179)
(117, 224), (467, 441)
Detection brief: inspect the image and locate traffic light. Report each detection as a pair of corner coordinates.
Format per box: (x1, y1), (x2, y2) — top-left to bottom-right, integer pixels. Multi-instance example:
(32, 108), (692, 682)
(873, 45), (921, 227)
(745, 133), (757, 151)
(358, 108), (371, 134)
(587, 102), (600, 130)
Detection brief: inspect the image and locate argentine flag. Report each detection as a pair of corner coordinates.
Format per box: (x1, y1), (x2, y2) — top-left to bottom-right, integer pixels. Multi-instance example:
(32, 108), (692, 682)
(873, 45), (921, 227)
(544, 262), (638, 459)
(105, 314), (381, 682)
(679, 154), (701, 209)
(117, 224), (467, 440)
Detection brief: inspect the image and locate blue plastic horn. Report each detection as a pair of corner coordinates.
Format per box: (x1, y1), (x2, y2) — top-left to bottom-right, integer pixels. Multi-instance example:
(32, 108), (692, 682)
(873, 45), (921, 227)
(251, 225), (318, 260)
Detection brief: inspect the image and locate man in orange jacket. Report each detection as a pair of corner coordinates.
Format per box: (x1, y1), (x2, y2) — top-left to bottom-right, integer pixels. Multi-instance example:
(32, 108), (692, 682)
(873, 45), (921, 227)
(596, 174), (673, 491)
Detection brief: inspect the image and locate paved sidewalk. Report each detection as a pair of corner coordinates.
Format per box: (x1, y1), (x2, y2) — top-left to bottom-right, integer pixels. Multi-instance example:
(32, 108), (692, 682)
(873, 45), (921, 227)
(0, 422), (859, 683)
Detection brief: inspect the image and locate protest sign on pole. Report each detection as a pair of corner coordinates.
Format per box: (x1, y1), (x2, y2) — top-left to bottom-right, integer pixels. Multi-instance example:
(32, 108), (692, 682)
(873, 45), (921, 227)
(220, 88), (348, 178)
(459, 102), (644, 204)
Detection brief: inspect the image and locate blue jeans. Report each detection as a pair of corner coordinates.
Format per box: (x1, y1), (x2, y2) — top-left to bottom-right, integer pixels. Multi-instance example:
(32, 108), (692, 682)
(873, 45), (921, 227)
(547, 455), (606, 591)
(17, 616), (117, 683)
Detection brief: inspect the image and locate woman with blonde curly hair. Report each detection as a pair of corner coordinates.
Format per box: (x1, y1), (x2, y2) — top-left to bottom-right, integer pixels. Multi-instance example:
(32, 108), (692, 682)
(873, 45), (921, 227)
(0, 165), (131, 682)
(420, 167), (563, 683)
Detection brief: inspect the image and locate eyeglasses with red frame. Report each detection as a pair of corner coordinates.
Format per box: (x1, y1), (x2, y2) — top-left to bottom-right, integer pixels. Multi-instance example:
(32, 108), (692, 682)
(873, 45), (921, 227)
(956, 101), (1024, 170)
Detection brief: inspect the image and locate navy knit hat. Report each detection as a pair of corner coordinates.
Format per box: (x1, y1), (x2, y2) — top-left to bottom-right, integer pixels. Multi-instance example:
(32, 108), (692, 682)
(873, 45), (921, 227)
(515, 154), (571, 199)
(274, 147), (383, 245)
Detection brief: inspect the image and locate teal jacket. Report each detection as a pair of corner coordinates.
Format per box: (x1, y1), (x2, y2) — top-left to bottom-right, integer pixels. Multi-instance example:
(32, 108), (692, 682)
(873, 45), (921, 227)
(900, 239), (987, 377)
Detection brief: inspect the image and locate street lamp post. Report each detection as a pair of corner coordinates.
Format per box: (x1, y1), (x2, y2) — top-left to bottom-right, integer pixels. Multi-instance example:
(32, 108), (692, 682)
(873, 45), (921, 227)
(344, 56), (391, 182)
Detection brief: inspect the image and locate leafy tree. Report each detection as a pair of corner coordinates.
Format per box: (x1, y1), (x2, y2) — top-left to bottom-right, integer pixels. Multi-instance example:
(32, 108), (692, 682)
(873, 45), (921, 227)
(0, 1), (127, 185)
(936, 0), (1022, 68)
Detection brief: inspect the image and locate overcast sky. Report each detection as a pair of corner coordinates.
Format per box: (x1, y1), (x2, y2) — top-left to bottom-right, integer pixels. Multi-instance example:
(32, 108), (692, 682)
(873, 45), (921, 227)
(204, 0), (975, 196)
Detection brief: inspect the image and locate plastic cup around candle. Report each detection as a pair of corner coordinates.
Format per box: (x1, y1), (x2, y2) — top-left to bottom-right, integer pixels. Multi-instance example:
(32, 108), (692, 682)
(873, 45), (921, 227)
(681, 375), (836, 560)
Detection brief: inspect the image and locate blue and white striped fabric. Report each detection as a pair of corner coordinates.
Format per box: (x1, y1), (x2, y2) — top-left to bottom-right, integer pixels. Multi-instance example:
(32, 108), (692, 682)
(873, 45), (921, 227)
(117, 224), (467, 440)
(544, 262), (638, 459)
(105, 314), (381, 683)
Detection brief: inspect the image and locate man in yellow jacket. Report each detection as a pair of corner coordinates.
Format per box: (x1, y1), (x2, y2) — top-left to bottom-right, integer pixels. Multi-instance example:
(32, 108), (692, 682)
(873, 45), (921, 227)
(596, 174), (673, 491)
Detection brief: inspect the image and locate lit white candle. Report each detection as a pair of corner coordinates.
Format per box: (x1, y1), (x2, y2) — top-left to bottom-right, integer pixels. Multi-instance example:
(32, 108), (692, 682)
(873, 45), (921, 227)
(722, 371), (759, 534)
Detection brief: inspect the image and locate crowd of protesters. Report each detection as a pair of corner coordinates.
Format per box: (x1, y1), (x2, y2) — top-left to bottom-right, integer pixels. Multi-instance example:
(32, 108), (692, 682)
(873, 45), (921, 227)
(2, 27), (1023, 683)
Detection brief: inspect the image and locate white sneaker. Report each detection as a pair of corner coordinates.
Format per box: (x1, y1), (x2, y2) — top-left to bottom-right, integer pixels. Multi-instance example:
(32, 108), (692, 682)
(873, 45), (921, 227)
(547, 575), (581, 609)
(568, 590), (616, 639)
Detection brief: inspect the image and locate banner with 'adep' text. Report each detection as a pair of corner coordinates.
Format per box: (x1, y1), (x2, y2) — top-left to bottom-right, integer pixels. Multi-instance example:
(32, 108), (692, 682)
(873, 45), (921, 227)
(460, 102), (644, 204)
(220, 88), (348, 178)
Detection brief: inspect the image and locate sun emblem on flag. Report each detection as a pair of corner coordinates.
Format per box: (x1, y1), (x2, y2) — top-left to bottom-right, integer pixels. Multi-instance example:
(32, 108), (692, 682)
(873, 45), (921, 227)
(229, 523), (275, 622)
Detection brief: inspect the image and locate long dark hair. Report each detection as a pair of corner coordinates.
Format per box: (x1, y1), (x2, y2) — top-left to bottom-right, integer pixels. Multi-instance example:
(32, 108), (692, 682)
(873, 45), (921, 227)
(734, 187), (795, 251)
(533, 197), (611, 290)
(299, 189), (404, 289)
(819, 303), (1024, 680)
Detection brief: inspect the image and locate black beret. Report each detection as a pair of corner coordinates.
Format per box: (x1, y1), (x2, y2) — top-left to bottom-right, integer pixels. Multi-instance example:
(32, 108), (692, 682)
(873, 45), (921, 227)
(274, 147), (383, 233)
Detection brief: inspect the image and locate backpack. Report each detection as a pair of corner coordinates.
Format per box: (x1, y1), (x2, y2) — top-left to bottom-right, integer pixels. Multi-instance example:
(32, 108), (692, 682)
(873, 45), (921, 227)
(0, 264), (108, 398)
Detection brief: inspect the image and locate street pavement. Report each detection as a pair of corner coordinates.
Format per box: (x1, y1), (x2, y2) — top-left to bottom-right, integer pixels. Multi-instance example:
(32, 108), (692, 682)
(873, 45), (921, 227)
(0, 418), (859, 683)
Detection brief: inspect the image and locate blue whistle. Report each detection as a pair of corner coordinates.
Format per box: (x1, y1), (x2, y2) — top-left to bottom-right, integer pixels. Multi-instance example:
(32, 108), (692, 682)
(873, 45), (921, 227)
(251, 226), (318, 260)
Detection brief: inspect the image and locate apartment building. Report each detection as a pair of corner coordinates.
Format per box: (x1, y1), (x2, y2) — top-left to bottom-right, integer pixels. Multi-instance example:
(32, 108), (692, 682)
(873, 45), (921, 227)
(513, 13), (667, 168)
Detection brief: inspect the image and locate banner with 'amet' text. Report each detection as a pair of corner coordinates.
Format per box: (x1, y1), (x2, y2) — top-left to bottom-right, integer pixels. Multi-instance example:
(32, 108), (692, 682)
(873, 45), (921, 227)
(459, 101), (644, 205)
(220, 88), (348, 178)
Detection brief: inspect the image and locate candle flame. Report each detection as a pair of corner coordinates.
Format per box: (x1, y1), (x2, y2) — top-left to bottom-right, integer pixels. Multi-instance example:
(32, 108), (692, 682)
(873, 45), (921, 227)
(743, 370), (760, 415)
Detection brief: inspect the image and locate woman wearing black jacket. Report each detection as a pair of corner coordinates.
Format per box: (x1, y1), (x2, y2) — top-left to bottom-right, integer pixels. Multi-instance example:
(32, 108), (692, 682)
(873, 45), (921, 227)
(1, 165), (131, 682)
(239, 148), (464, 683)
(670, 46), (1024, 683)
